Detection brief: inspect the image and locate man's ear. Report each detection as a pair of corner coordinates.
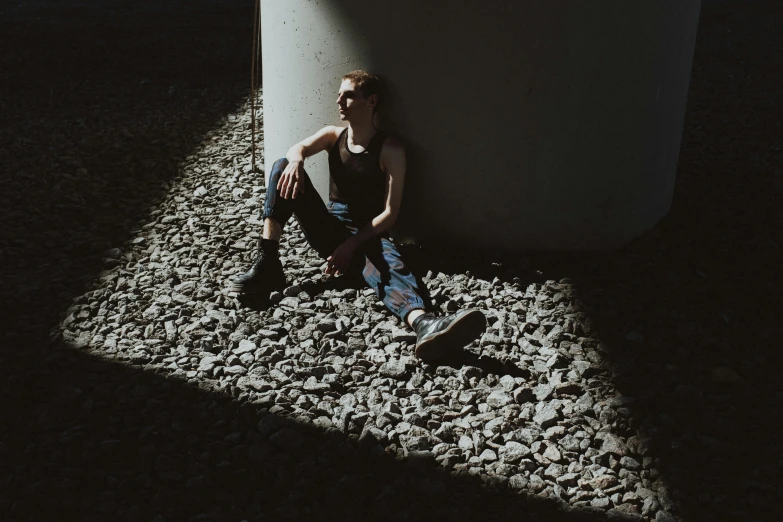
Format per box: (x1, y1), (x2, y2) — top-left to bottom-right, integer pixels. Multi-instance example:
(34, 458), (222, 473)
(369, 93), (379, 109)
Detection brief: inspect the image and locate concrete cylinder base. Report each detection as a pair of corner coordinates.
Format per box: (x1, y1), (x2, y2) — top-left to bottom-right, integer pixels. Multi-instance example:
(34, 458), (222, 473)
(261, 0), (701, 251)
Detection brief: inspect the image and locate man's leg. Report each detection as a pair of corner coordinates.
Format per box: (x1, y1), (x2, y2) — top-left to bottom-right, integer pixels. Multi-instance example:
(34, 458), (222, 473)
(361, 238), (486, 362)
(360, 237), (428, 321)
(232, 158), (350, 293)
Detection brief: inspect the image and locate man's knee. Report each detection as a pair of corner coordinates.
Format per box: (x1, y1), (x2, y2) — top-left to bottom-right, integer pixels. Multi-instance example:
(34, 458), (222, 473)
(269, 158), (289, 185)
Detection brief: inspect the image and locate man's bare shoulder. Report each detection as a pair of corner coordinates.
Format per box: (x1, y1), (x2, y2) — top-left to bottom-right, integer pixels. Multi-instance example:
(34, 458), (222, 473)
(314, 125), (345, 151)
(328, 125), (346, 139)
(381, 135), (405, 155)
(380, 134), (406, 174)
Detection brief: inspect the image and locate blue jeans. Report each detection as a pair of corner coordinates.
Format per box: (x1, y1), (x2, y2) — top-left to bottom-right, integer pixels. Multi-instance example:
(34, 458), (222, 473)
(261, 158), (427, 322)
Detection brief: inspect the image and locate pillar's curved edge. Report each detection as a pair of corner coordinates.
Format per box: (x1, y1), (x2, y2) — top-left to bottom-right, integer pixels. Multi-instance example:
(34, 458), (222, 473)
(262, 0), (702, 251)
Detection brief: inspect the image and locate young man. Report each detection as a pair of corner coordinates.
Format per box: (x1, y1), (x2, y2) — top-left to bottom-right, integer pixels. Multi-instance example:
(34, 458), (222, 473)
(232, 70), (485, 362)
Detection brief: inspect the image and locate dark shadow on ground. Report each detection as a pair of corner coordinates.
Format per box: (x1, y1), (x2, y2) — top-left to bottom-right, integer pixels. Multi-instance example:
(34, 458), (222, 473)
(3, 347), (618, 522)
(0, 0), (252, 352)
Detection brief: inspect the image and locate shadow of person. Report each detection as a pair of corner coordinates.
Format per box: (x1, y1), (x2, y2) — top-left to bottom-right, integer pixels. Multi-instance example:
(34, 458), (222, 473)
(300, 271), (368, 295)
(431, 349), (532, 380)
(233, 270), (367, 311)
(235, 291), (273, 311)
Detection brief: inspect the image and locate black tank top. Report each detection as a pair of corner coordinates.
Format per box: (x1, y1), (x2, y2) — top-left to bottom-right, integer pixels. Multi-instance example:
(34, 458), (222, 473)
(328, 127), (388, 223)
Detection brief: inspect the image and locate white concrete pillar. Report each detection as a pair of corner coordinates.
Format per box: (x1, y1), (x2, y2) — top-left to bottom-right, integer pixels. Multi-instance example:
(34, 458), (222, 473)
(261, 0), (701, 250)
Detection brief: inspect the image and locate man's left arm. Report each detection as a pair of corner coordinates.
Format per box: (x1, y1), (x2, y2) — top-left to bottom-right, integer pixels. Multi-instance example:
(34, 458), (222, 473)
(325, 138), (406, 275)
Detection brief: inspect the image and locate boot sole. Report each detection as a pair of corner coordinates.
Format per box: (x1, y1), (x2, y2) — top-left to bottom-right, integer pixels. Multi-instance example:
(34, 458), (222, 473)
(415, 309), (486, 362)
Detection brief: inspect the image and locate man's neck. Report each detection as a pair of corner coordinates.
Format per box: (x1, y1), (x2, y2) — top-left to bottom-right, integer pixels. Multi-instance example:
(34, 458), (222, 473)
(348, 119), (377, 147)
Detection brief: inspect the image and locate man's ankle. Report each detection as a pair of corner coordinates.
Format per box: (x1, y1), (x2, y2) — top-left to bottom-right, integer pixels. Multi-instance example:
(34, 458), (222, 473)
(260, 238), (279, 256)
(263, 217), (283, 241)
(405, 308), (424, 328)
(408, 309), (432, 329)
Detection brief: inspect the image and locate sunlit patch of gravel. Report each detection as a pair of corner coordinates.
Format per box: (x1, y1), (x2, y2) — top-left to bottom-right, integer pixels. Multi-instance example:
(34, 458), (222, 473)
(49, 100), (676, 522)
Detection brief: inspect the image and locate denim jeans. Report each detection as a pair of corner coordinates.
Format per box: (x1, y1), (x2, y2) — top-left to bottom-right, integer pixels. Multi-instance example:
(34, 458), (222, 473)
(261, 158), (427, 322)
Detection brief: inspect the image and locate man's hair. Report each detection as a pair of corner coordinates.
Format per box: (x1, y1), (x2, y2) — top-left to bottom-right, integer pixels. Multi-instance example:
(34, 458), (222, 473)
(342, 70), (382, 110)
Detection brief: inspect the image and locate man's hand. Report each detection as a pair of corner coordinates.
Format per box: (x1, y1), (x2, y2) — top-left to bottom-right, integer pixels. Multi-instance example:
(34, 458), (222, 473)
(326, 236), (361, 276)
(277, 160), (306, 199)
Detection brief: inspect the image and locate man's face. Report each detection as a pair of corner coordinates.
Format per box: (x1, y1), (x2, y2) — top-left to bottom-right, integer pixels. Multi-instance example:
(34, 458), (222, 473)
(336, 79), (372, 121)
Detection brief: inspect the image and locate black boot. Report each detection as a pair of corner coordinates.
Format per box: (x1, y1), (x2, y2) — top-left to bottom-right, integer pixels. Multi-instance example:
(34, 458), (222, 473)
(411, 309), (486, 362)
(230, 239), (287, 294)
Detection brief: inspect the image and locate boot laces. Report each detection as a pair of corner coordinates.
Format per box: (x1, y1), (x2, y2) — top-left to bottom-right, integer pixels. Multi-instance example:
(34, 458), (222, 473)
(250, 249), (267, 269)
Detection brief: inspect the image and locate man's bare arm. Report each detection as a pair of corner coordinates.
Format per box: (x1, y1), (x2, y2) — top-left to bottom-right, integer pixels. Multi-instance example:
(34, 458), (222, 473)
(352, 136), (406, 242)
(279, 126), (343, 199)
(285, 126), (342, 162)
(325, 136), (406, 275)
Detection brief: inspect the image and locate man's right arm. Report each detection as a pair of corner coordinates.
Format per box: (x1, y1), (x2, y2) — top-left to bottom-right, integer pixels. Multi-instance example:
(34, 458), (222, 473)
(286, 126), (342, 163)
(279, 126), (342, 199)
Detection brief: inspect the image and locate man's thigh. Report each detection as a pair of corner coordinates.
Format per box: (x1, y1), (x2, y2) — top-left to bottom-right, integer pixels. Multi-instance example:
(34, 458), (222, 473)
(290, 184), (352, 259)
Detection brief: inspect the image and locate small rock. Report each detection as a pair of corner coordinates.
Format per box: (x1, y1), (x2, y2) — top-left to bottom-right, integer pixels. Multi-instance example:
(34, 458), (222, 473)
(198, 356), (222, 372)
(391, 326), (416, 343)
(499, 375), (516, 392)
(513, 387), (533, 404)
(316, 319), (337, 333)
(546, 353), (569, 369)
(599, 432), (628, 456)
(543, 444), (562, 462)
(400, 435), (432, 451)
(508, 474), (528, 489)
(164, 321), (177, 341)
(590, 474), (619, 490)
(486, 390), (513, 408)
(528, 474), (546, 492)
(498, 441), (531, 463)
(459, 366), (483, 381)
(533, 403), (559, 429)
(142, 305), (162, 320)
(555, 382), (582, 397)
(534, 383), (553, 401)
(232, 187), (250, 199)
(303, 377), (331, 392)
(279, 297), (300, 308)
(223, 365), (247, 376)
(479, 449), (498, 462)
(236, 375), (272, 392)
(480, 331), (503, 346)
(544, 463), (565, 479)
(458, 435), (474, 452)
(556, 473), (580, 487)
(347, 337), (366, 350)
(235, 339), (256, 354)
(620, 456), (641, 471)
(380, 359), (407, 379)
(313, 417), (333, 429)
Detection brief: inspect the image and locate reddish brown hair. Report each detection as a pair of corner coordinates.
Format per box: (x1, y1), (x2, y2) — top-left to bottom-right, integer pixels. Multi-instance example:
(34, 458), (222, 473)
(342, 70), (382, 111)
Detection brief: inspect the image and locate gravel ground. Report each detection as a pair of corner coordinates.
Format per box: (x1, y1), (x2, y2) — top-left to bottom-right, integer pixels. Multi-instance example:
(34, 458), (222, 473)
(1, 1), (782, 521)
